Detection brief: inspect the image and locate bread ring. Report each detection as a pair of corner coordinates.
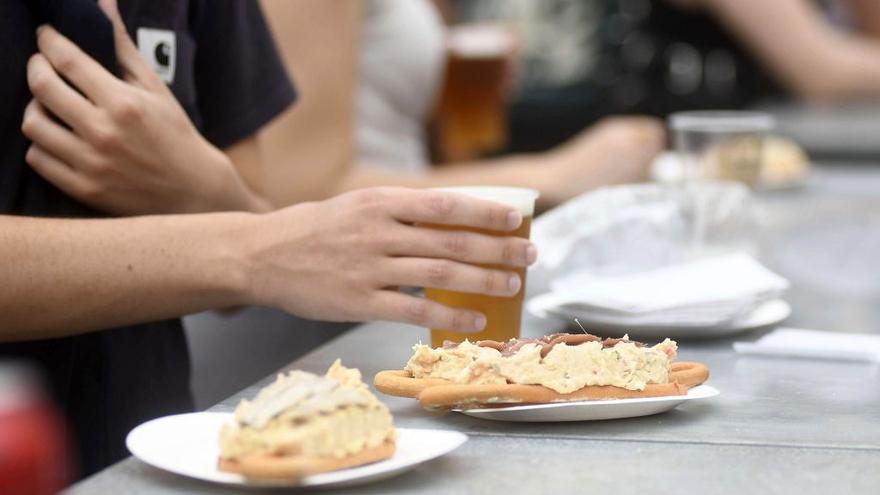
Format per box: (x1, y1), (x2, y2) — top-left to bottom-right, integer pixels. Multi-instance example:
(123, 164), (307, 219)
(670, 361), (710, 388)
(374, 361), (709, 409)
(373, 370), (452, 398)
(218, 439), (396, 481)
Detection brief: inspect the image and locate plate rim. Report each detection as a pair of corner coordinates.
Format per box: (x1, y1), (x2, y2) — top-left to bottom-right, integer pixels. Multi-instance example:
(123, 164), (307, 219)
(526, 293), (790, 334)
(651, 150), (811, 189)
(456, 384), (719, 414)
(126, 412), (468, 488)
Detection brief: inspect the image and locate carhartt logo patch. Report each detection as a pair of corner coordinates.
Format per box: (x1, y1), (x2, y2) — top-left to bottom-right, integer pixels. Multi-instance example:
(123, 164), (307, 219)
(136, 28), (176, 83)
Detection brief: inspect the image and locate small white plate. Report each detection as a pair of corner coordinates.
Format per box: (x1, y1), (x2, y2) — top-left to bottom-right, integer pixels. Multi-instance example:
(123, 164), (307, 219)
(456, 385), (719, 422)
(526, 295), (790, 338)
(651, 151), (809, 190)
(126, 412), (467, 489)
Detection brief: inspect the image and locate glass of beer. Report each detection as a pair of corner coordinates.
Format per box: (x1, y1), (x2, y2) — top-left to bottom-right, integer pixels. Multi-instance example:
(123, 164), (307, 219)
(425, 187), (539, 348)
(436, 25), (515, 161)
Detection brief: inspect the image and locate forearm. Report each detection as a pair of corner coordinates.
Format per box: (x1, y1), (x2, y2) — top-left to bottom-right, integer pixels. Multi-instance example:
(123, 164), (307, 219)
(184, 140), (272, 214)
(335, 159), (556, 207)
(220, 137), (273, 213)
(0, 213), (251, 341)
(705, 0), (880, 101)
(336, 154), (549, 195)
(258, 0), (361, 207)
(262, 140), (546, 208)
(205, 163), (273, 214)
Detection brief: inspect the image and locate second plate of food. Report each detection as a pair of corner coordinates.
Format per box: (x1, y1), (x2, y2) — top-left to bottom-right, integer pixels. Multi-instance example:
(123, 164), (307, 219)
(127, 412), (468, 489)
(455, 384), (719, 422)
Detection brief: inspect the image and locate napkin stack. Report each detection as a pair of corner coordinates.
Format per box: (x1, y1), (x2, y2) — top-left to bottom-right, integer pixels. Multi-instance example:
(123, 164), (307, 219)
(734, 328), (880, 363)
(539, 254), (789, 328)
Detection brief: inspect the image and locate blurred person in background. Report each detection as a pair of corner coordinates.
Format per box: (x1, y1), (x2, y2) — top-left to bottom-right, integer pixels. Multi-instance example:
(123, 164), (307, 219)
(257, 0), (666, 209)
(454, 0), (880, 152)
(2, 0), (535, 479)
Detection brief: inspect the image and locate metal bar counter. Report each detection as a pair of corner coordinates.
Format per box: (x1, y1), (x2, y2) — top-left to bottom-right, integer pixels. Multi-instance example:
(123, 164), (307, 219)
(67, 165), (880, 494)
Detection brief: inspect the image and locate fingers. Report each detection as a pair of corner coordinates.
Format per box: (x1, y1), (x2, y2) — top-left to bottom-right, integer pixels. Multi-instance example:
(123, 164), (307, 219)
(367, 291), (487, 333)
(97, 0), (164, 88)
(24, 145), (93, 199)
(26, 54), (97, 134)
(35, 25), (122, 105)
(382, 189), (524, 232)
(21, 100), (91, 167)
(385, 258), (522, 297)
(391, 228), (537, 267)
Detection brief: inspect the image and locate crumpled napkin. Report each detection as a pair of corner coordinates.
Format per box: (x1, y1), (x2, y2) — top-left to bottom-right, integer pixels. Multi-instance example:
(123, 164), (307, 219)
(540, 254), (788, 327)
(528, 182), (759, 296)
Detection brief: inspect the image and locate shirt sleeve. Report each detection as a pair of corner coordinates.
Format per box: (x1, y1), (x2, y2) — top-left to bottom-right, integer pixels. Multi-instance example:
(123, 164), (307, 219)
(190, 0), (296, 149)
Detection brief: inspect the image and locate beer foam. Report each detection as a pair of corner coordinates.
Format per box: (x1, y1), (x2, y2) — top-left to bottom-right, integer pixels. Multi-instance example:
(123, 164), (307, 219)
(448, 25), (513, 58)
(435, 186), (539, 216)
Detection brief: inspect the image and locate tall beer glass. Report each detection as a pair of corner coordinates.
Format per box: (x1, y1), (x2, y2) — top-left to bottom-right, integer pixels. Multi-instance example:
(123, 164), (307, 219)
(436, 25), (514, 161)
(425, 187), (539, 348)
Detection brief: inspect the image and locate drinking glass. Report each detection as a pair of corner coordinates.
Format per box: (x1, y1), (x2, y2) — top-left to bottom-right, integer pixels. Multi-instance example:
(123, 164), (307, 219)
(424, 187), (539, 348)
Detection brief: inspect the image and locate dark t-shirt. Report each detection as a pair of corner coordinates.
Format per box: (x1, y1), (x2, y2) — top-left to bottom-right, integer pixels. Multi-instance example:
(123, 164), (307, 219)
(0, 0), (295, 477)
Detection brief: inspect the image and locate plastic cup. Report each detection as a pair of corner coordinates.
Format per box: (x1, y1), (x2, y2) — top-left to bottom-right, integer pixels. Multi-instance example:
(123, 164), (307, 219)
(669, 111), (775, 186)
(423, 187), (539, 347)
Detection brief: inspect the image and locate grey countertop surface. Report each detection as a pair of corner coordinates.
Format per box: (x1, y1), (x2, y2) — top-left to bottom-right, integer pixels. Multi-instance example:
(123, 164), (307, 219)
(758, 102), (880, 159)
(67, 164), (880, 494)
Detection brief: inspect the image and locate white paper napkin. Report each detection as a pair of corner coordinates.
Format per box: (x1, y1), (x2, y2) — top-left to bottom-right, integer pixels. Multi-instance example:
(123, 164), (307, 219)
(527, 182), (759, 297)
(549, 253), (789, 315)
(734, 328), (880, 363)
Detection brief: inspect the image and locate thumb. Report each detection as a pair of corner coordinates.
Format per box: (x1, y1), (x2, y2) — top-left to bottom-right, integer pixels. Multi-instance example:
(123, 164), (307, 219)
(97, 0), (163, 88)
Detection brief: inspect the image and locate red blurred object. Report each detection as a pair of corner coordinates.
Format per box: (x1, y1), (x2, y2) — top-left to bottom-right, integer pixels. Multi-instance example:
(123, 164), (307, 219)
(0, 363), (71, 495)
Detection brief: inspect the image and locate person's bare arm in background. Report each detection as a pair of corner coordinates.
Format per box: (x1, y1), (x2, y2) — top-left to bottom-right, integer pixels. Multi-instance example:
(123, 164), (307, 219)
(257, 0), (361, 204)
(258, 0), (663, 209)
(683, 0), (880, 101)
(224, 136), (267, 207)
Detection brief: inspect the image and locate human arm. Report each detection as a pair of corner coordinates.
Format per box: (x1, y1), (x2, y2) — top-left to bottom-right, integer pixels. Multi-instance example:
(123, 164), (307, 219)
(683, 0), (880, 101)
(0, 212), (248, 340)
(224, 137), (267, 210)
(1, 188), (535, 341)
(259, 0), (661, 209)
(22, 0), (271, 215)
(257, 0), (361, 205)
(334, 116), (664, 208)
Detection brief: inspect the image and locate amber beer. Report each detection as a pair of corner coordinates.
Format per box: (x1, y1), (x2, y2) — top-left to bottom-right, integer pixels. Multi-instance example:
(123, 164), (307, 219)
(425, 187), (539, 348)
(437, 25), (514, 161)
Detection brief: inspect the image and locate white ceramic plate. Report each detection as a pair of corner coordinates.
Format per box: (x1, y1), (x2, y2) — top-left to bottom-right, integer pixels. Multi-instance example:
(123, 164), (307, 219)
(526, 295), (791, 338)
(651, 151), (809, 190)
(126, 412), (467, 489)
(456, 385), (719, 422)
